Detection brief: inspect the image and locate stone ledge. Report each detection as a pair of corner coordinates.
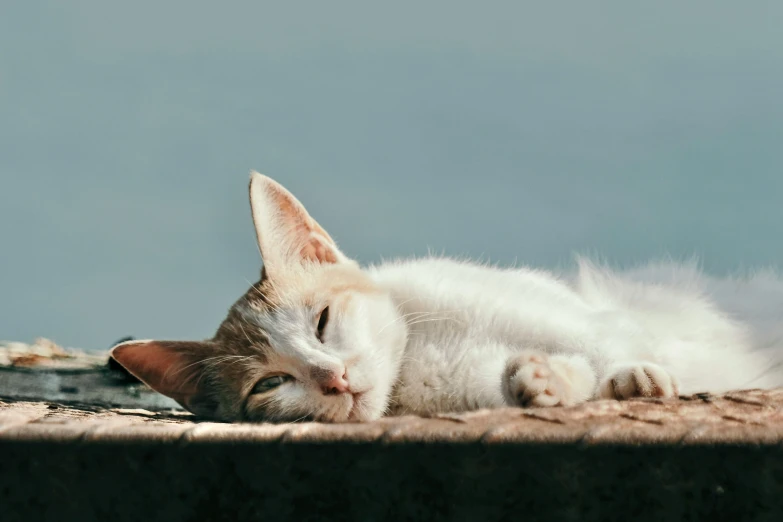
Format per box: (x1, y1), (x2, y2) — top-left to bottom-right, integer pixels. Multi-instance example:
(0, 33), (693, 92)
(3, 392), (783, 521)
(3, 388), (783, 445)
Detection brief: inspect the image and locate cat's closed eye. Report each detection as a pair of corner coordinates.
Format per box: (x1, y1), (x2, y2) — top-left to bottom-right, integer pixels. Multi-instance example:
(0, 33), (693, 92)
(252, 375), (291, 394)
(316, 306), (329, 342)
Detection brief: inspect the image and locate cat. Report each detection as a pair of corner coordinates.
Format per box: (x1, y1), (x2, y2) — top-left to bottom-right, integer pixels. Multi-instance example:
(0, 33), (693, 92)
(110, 172), (783, 422)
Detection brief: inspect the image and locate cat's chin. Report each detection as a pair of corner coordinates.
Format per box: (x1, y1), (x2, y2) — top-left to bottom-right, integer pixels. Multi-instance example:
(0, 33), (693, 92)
(337, 390), (386, 423)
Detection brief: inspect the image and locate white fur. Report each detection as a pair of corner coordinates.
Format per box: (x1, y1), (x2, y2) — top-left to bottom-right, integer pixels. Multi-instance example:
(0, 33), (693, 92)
(361, 257), (783, 417)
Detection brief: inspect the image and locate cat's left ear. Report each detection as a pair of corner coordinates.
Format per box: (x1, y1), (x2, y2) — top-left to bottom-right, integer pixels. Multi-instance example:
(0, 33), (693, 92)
(110, 340), (219, 418)
(248, 171), (353, 276)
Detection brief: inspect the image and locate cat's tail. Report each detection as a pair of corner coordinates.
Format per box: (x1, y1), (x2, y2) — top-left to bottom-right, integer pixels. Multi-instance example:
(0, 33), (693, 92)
(576, 257), (783, 388)
(697, 268), (783, 371)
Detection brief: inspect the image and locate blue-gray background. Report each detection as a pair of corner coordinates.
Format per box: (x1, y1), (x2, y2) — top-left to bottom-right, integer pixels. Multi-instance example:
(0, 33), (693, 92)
(2, 1), (782, 350)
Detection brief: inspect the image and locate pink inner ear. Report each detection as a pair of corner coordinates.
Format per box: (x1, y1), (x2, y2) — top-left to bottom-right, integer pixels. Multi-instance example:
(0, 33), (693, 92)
(300, 233), (339, 264)
(251, 172), (345, 269)
(269, 183), (340, 264)
(111, 341), (199, 401)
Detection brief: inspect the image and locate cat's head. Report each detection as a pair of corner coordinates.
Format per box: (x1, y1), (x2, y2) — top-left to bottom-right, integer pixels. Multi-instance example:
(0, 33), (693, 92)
(110, 172), (407, 422)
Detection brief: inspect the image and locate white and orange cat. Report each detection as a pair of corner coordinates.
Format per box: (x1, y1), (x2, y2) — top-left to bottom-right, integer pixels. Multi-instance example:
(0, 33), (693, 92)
(111, 172), (783, 422)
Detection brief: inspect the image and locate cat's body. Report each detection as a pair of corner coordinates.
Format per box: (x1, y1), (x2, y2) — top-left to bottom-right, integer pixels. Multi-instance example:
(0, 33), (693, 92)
(373, 257), (781, 416)
(110, 172), (783, 423)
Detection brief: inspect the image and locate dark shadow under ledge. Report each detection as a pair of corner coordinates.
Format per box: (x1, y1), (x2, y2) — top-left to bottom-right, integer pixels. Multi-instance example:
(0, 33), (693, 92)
(3, 340), (783, 521)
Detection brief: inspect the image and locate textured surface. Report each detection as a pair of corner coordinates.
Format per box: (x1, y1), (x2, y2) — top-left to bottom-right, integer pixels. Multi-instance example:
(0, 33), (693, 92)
(2, 389), (783, 444)
(4, 340), (783, 520)
(3, 392), (783, 521)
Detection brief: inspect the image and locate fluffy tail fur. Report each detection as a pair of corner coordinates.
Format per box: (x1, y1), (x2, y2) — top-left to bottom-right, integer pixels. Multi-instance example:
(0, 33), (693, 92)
(571, 257), (783, 389)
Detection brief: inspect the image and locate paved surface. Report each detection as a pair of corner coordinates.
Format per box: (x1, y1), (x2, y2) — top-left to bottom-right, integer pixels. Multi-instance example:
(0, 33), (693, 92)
(3, 388), (783, 444)
(3, 391), (783, 521)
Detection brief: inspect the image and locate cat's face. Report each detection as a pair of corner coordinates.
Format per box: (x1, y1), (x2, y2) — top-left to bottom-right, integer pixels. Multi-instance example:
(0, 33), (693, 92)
(111, 173), (407, 422)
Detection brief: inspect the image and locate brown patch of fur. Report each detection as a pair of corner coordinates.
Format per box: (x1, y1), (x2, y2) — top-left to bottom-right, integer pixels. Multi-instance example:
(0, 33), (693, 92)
(213, 279), (277, 359)
(192, 275), (286, 418)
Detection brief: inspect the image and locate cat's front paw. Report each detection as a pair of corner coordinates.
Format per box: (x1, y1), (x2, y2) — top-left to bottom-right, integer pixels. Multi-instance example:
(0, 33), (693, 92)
(598, 363), (679, 400)
(504, 351), (595, 408)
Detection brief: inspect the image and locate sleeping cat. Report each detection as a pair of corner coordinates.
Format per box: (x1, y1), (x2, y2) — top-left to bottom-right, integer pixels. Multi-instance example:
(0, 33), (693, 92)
(111, 172), (783, 422)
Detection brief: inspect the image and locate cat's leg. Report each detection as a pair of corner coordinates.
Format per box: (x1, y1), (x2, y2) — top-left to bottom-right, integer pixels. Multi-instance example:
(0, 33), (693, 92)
(597, 363), (679, 399)
(503, 351), (597, 407)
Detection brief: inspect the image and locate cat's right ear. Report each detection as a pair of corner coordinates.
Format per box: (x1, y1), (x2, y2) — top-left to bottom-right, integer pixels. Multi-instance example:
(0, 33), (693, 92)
(110, 340), (219, 418)
(248, 171), (353, 277)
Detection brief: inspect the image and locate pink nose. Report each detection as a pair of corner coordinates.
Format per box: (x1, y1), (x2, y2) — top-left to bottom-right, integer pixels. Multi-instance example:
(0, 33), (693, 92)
(321, 372), (350, 395)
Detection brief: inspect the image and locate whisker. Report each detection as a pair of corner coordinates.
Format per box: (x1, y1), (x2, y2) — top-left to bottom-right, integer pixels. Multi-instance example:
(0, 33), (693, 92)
(405, 317), (465, 328)
(377, 311), (436, 335)
(378, 310), (463, 336)
(244, 278), (283, 312)
(237, 322), (255, 347)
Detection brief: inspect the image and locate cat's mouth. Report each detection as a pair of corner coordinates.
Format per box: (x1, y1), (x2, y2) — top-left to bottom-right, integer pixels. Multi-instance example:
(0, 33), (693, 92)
(346, 391), (366, 421)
